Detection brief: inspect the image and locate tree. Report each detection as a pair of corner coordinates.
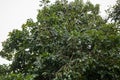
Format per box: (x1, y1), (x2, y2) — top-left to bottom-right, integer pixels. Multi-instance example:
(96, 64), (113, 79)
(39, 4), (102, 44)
(0, 0), (120, 80)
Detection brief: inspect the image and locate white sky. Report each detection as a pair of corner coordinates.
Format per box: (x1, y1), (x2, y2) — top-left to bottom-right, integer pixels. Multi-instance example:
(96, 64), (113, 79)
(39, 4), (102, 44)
(0, 0), (117, 64)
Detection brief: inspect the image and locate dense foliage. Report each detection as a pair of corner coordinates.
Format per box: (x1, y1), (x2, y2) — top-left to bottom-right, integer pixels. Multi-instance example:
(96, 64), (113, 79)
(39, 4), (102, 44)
(0, 0), (120, 80)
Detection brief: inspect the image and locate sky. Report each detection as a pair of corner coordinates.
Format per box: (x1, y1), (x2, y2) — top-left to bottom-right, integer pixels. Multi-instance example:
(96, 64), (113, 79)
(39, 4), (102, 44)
(0, 0), (117, 64)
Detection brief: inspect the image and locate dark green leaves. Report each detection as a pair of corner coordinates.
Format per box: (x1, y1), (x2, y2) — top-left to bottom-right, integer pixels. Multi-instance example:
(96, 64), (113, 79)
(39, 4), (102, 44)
(0, 0), (120, 80)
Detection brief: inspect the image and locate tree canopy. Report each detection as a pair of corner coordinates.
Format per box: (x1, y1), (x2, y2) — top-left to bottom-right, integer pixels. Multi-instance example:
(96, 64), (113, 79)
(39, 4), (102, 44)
(0, 0), (120, 80)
